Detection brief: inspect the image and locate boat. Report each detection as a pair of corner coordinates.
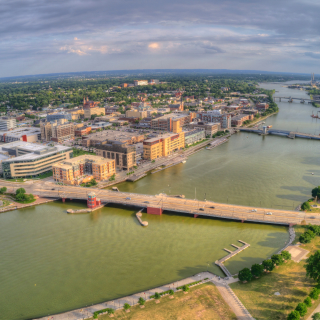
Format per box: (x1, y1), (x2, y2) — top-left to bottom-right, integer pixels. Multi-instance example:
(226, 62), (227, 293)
(182, 160), (186, 163)
(312, 173), (314, 175)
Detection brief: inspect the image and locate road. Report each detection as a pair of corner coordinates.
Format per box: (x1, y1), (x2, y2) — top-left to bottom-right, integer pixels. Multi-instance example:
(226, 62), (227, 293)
(2, 180), (319, 226)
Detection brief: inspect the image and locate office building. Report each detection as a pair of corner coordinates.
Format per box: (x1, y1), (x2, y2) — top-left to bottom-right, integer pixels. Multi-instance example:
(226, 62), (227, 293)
(199, 110), (231, 129)
(2, 142), (72, 179)
(40, 120), (75, 142)
(95, 141), (136, 171)
(52, 155), (115, 185)
(143, 132), (185, 160)
(134, 80), (148, 86)
(151, 113), (191, 132)
(0, 117), (16, 131)
(0, 127), (41, 143)
(184, 129), (205, 146)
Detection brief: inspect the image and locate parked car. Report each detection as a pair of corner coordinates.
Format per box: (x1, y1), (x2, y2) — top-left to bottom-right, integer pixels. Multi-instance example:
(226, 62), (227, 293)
(266, 212), (272, 215)
(126, 197), (131, 200)
(209, 206), (215, 209)
(251, 209), (257, 212)
(199, 208), (205, 211)
(144, 201), (150, 204)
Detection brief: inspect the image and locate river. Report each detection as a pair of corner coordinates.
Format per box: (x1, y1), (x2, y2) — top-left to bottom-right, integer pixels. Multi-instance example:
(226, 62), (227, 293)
(0, 80), (315, 320)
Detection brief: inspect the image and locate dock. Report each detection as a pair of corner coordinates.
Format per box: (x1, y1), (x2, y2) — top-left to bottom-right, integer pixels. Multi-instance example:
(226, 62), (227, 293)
(206, 137), (229, 150)
(215, 240), (250, 277)
(135, 209), (148, 226)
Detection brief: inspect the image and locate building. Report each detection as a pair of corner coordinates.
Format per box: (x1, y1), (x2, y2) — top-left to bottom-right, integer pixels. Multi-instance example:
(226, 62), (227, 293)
(151, 113), (191, 132)
(231, 114), (254, 126)
(143, 132), (185, 160)
(168, 103), (184, 112)
(75, 126), (91, 137)
(134, 80), (148, 86)
(184, 129), (205, 146)
(0, 127), (41, 143)
(40, 120), (75, 142)
(83, 97), (100, 109)
(187, 122), (220, 137)
(125, 109), (148, 119)
(84, 106), (105, 119)
(82, 130), (144, 147)
(52, 154), (115, 185)
(0, 117), (16, 131)
(199, 111), (231, 129)
(90, 122), (112, 130)
(95, 141), (136, 171)
(256, 103), (269, 111)
(2, 142), (72, 179)
(149, 79), (160, 85)
(46, 112), (72, 122)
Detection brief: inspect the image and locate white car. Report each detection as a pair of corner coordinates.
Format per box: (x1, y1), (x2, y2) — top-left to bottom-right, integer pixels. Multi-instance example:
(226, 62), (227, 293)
(266, 212), (272, 215)
(251, 209), (257, 212)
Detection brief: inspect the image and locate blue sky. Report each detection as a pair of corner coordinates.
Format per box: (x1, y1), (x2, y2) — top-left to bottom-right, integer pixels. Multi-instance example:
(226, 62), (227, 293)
(1, 0), (320, 77)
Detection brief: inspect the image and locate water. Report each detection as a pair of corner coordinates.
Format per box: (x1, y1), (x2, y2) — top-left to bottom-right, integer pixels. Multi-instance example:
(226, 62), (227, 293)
(117, 81), (320, 209)
(1, 80), (312, 320)
(0, 202), (287, 320)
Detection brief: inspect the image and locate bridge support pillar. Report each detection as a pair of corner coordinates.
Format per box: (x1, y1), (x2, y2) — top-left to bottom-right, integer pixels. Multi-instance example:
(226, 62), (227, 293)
(289, 223), (296, 227)
(279, 98), (281, 102)
(62, 198), (66, 203)
(147, 207), (162, 215)
(241, 220), (244, 223)
(194, 214), (199, 218)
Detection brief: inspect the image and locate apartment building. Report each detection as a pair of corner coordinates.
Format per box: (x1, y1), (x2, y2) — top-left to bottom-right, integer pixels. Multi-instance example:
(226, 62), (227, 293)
(125, 109), (148, 119)
(95, 141), (136, 171)
(0, 127), (41, 143)
(52, 154), (115, 185)
(0, 117), (16, 131)
(231, 114), (254, 126)
(74, 126), (91, 137)
(187, 122), (220, 137)
(199, 110), (231, 129)
(256, 103), (269, 110)
(2, 142), (72, 179)
(184, 129), (205, 146)
(143, 132), (185, 160)
(40, 120), (75, 142)
(151, 113), (191, 132)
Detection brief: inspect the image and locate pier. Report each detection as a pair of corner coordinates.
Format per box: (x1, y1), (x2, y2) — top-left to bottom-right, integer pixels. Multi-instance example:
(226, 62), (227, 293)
(215, 240), (250, 277)
(135, 209), (148, 226)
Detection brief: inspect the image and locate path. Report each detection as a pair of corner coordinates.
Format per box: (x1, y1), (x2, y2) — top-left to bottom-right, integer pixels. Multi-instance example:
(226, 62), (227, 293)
(307, 302), (320, 320)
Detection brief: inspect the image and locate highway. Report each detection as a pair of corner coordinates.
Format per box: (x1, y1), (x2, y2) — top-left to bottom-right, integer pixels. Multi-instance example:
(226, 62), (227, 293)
(2, 181), (320, 226)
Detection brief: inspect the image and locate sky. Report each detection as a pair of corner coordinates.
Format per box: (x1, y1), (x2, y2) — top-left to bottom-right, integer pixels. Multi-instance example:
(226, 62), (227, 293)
(1, 0), (320, 77)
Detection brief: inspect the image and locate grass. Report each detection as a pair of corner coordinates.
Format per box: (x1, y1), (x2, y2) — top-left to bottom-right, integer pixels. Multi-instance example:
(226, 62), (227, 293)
(304, 200), (320, 214)
(94, 283), (236, 320)
(72, 148), (96, 157)
(230, 232), (320, 320)
(184, 139), (208, 149)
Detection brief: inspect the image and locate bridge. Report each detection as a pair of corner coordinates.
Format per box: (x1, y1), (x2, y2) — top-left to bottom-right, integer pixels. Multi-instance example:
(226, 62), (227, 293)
(240, 128), (320, 140)
(2, 181), (319, 226)
(273, 96), (318, 104)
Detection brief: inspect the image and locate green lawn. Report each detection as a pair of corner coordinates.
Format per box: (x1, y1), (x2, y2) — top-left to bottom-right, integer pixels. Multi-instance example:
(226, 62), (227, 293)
(230, 231), (320, 320)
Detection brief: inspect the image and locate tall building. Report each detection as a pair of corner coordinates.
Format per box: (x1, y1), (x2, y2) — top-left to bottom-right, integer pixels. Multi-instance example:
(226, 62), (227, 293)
(143, 132), (185, 160)
(2, 142), (72, 179)
(0, 117), (16, 131)
(95, 142), (136, 171)
(52, 155), (116, 185)
(151, 113), (191, 132)
(40, 120), (75, 142)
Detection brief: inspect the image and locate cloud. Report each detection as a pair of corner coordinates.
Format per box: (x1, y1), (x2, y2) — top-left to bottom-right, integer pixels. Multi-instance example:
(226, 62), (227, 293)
(1, 0), (320, 76)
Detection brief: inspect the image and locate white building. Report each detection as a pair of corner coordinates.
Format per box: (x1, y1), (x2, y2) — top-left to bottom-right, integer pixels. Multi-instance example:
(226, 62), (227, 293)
(0, 117), (16, 131)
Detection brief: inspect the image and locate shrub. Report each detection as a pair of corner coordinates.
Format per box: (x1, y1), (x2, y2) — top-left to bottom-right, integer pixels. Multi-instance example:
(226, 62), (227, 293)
(301, 201), (311, 211)
(138, 297), (145, 305)
(271, 254), (284, 266)
(308, 225), (320, 236)
(304, 296), (312, 307)
(300, 230), (315, 244)
(281, 250), (292, 261)
(182, 285), (189, 292)
(169, 289), (174, 295)
(310, 287), (320, 300)
(251, 264), (264, 278)
(238, 268), (252, 282)
(312, 312), (320, 320)
(154, 292), (161, 299)
(287, 310), (300, 320)
(16, 188), (26, 195)
(0, 187), (7, 194)
(123, 303), (131, 310)
(262, 259), (275, 272)
(295, 302), (307, 317)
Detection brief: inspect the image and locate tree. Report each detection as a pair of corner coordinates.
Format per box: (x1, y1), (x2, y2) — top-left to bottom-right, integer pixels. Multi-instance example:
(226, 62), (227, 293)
(271, 254), (284, 266)
(0, 187), (7, 194)
(304, 296), (312, 307)
(287, 310), (300, 320)
(123, 303), (130, 310)
(169, 289), (174, 295)
(281, 250), (292, 261)
(309, 225), (320, 236)
(300, 230), (315, 244)
(310, 287), (320, 300)
(238, 268), (252, 282)
(251, 264), (264, 278)
(182, 285), (189, 292)
(312, 186), (320, 199)
(301, 201), (311, 211)
(16, 188), (26, 195)
(138, 297), (145, 305)
(295, 302), (307, 317)
(154, 292), (161, 299)
(312, 312), (320, 320)
(262, 259), (275, 272)
(306, 251), (320, 283)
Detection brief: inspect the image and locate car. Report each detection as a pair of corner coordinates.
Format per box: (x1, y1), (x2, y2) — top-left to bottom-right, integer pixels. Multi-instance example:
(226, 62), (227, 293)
(266, 212), (272, 215)
(51, 188), (55, 190)
(251, 209), (257, 212)
(144, 201), (150, 204)
(126, 197), (131, 200)
(209, 206), (215, 209)
(199, 208), (204, 211)
(310, 216), (316, 219)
